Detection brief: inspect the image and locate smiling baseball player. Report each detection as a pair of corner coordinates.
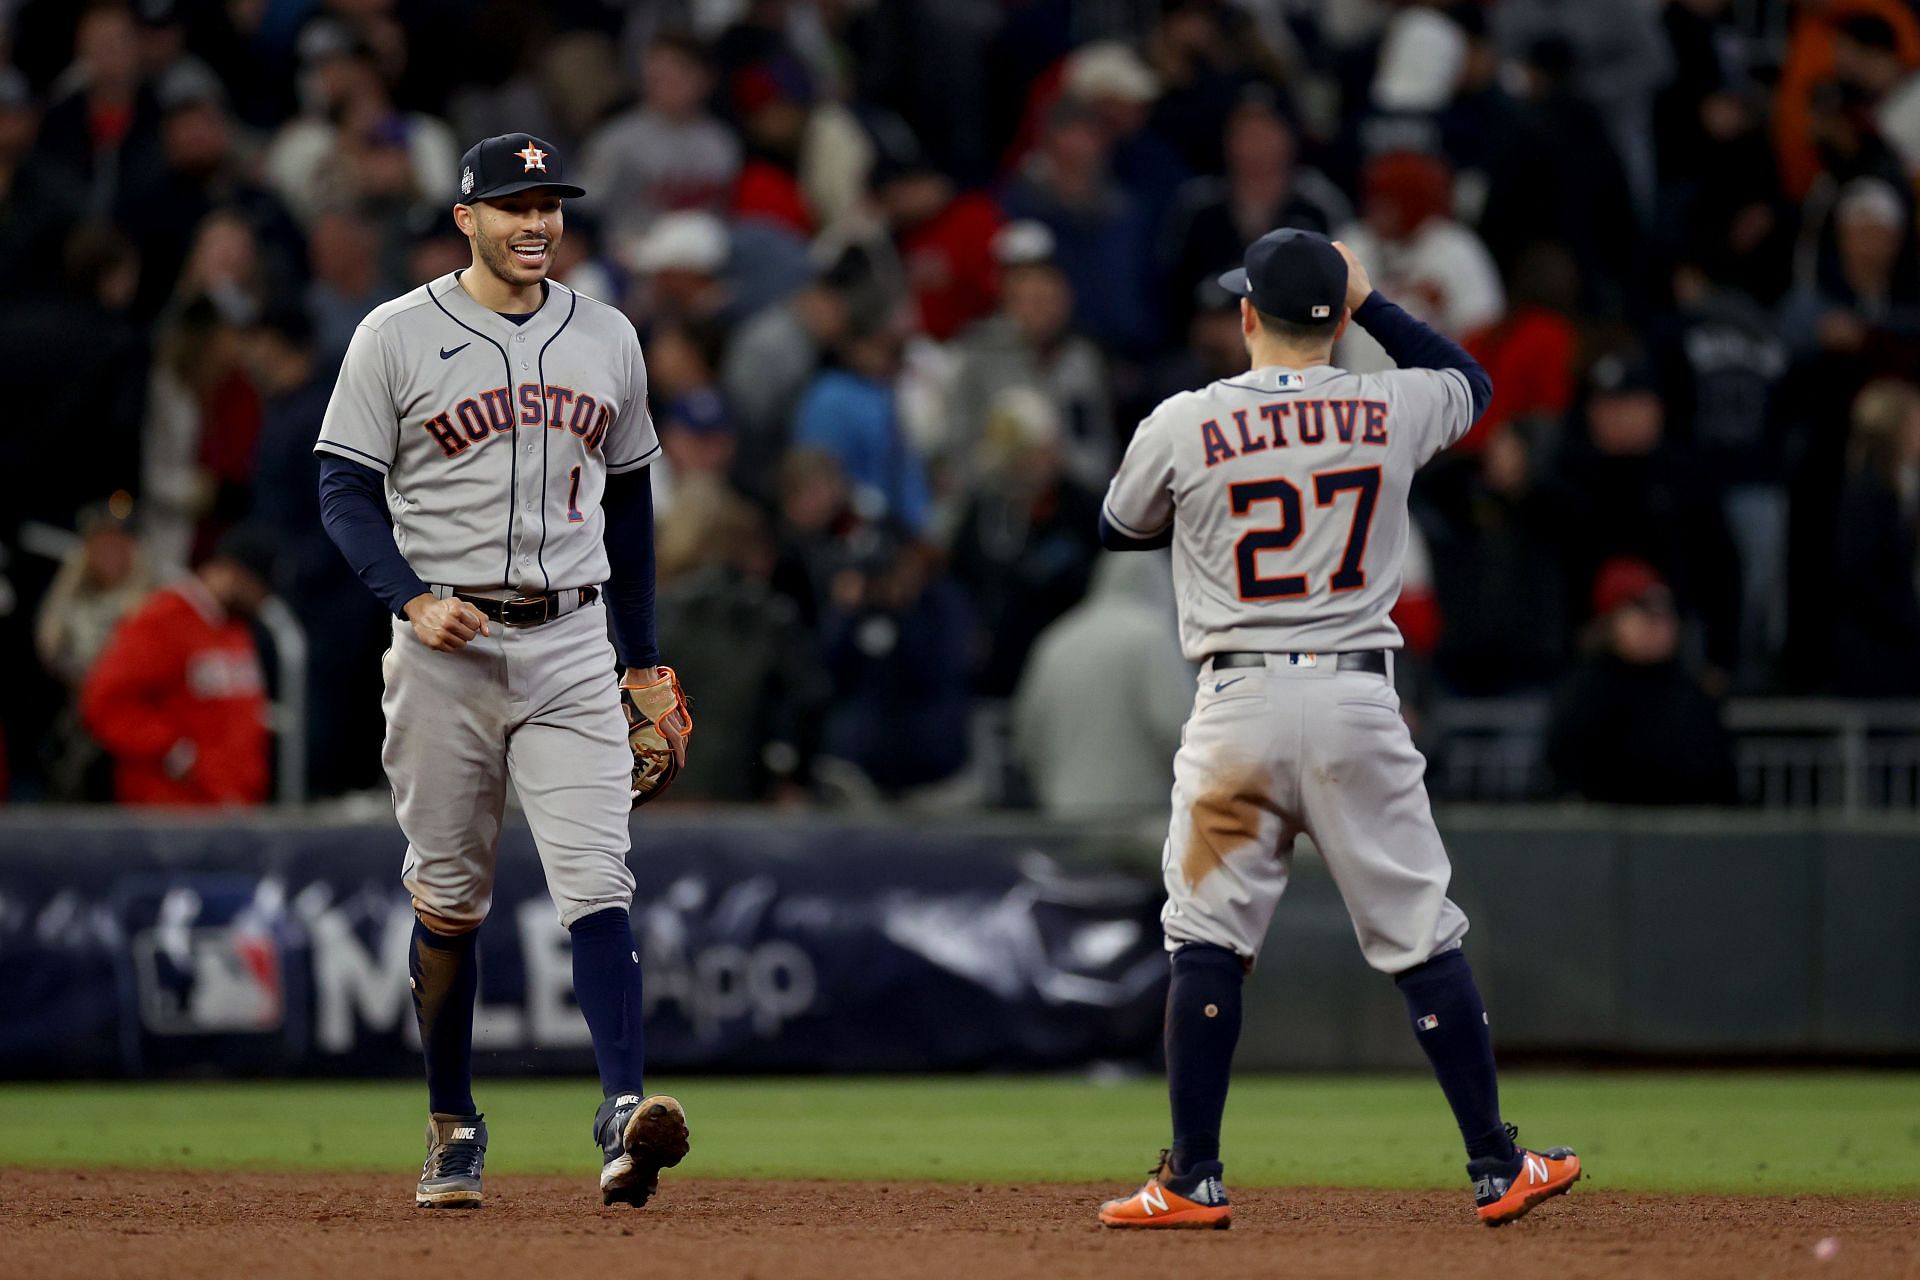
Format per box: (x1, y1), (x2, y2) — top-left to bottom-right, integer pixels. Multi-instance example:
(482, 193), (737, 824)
(1094, 229), (1581, 1230)
(315, 133), (691, 1209)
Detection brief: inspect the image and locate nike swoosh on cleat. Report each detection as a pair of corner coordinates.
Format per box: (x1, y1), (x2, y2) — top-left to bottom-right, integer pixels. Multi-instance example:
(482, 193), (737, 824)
(440, 343), (470, 360)
(1213, 676), (1247, 693)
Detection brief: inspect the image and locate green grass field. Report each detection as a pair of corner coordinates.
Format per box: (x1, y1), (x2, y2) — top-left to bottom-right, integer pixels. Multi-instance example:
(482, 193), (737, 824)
(2, 1073), (1916, 1196)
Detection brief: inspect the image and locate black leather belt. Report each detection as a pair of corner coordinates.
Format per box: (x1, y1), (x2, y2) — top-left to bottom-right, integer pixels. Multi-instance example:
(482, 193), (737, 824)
(1211, 650), (1388, 675)
(453, 586), (598, 627)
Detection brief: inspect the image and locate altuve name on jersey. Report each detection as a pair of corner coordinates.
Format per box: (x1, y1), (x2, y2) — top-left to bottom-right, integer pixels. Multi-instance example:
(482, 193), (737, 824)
(421, 383), (615, 459)
(1202, 398), (1390, 468)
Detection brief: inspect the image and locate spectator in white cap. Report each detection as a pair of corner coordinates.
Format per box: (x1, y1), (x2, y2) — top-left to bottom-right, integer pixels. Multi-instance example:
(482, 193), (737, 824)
(1370, 6), (1468, 116)
(1062, 40), (1189, 233)
(1779, 175), (1920, 356)
(629, 210), (730, 328)
(946, 219), (1115, 496)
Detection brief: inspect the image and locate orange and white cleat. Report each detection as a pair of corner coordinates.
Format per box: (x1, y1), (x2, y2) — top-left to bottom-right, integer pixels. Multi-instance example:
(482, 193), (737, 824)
(1098, 1150), (1232, 1230)
(1469, 1127), (1581, 1226)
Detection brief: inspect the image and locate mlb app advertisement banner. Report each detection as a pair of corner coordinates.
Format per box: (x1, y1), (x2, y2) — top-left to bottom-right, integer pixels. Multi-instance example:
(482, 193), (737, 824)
(0, 815), (1168, 1078)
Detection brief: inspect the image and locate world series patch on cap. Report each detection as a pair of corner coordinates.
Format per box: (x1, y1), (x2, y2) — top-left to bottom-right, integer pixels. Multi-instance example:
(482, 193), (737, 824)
(456, 132), (586, 204)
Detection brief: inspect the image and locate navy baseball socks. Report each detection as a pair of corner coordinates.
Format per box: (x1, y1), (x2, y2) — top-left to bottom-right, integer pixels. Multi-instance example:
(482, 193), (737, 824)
(1165, 943), (1243, 1177)
(571, 907), (690, 1206)
(569, 907), (648, 1097)
(409, 921), (484, 1207)
(410, 920), (479, 1116)
(1395, 946), (1581, 1224)
(1100, 943), (1241, 1228)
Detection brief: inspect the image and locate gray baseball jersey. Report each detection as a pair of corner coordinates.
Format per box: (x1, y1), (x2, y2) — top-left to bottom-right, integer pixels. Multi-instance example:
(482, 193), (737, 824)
(316, 271), (656, 929)
(316, 272), (660, 594)
(1106, 357), (1476, 975)
(1102, 363), (1472, 661)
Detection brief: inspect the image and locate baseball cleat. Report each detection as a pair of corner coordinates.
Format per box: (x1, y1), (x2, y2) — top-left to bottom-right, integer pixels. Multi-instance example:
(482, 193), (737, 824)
(417, 1113), (487, 1208)
(595, 1093), (690, 1208)
(1098, 1150), (1232, 1229)
(1470, 1126), (1581, 1226)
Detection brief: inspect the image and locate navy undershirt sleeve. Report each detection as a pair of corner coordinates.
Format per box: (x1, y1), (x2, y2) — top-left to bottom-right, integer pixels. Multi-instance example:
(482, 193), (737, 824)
(1353, 293), (1493, 422)
(317, 454), (430, 617)
(602, 469), (660, 669)
(1098, 510), (1174, 551)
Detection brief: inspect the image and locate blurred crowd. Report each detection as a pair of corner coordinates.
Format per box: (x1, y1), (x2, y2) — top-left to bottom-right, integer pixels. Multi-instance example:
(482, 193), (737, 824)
(2, 0), (1919, 813)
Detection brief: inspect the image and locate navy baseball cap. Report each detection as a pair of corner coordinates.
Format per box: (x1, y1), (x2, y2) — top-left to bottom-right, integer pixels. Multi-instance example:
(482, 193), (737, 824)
(1218, 228), (1348, 325)
(457, 133), (585, 204)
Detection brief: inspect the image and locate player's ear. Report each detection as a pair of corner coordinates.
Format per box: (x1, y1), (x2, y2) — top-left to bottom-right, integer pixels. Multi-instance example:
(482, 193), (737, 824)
(1334, 309), (1351, 343)
(452, 202), (474, 238)
(1241, 298), (1257, 338)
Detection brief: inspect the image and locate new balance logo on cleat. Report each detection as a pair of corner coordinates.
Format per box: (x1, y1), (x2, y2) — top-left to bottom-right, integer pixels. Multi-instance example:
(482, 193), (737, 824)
(1098, 1151), (1233, 1230)
(1470, 1128), (1581, 1227)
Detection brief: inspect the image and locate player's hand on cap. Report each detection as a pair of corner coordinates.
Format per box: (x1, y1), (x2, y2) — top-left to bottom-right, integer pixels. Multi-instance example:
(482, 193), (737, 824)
(404, 593), (492, 652)
(1332, 241), (1374, 313)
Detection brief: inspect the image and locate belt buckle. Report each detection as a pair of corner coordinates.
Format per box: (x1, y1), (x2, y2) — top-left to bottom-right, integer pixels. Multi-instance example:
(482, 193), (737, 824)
(502, 594), (550, 627)
(1288, 653), (1319, 668)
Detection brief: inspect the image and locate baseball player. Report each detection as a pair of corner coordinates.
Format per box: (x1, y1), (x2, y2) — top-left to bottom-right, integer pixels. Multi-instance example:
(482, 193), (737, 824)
(315, 134), (692, 1209)
(1094, 230), (1581, 1230)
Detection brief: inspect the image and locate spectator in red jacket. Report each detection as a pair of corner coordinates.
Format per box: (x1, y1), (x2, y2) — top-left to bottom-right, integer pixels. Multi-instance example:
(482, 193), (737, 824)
(81, 526), (278, 806)
(1459, 244), (1581, 454)
(875, 154), (1004, 341)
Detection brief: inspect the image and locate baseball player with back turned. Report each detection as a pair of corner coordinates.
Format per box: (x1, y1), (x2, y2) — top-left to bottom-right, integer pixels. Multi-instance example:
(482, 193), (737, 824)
(315, 133), (693, 1209)
(1094, 230), (1581, 1230)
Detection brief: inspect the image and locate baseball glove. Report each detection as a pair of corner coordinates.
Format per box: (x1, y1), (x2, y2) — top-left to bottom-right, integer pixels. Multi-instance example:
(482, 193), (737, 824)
(620, 666), (692, 807)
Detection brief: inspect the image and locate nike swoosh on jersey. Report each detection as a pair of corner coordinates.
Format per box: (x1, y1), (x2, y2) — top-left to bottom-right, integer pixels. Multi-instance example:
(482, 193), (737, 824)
(440, 343), (470, 360)
(1213, 676), (1248, 693)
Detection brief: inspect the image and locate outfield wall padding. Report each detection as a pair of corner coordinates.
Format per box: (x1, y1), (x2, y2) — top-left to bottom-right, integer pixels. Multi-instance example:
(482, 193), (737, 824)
(0, 808), (1913, 1075)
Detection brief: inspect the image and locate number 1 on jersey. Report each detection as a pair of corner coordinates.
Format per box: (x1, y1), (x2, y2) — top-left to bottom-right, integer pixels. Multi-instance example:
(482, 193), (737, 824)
(1228, 465), (1380, 600)
(566, 465), (584, 523)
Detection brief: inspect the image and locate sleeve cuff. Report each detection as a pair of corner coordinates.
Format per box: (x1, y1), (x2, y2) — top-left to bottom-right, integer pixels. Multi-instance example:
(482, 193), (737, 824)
(1101, 502), (1171, 539)
(605, 443), (663, 475)
(314, 440), (394, 474)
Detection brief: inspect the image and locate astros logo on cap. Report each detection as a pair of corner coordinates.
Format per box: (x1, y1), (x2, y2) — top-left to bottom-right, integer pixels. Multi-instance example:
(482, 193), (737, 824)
(515, 143), (548, 173)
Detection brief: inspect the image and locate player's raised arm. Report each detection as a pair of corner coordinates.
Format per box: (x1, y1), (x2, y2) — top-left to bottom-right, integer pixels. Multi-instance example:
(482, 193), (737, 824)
(1333, 240), (1492, 452)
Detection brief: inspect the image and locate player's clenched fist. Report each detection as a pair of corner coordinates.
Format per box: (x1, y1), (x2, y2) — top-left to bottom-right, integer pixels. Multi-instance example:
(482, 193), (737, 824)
(403, 593), (492, 651)
(1332, 240), (1374, 313)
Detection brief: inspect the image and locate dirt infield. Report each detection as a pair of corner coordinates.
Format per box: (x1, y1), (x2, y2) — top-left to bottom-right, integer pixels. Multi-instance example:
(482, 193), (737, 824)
(1, 1169), (1915, 1280)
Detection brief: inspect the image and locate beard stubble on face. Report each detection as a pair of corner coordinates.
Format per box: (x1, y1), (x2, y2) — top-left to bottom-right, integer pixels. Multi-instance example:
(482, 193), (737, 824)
(475, 224), (539, 288)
